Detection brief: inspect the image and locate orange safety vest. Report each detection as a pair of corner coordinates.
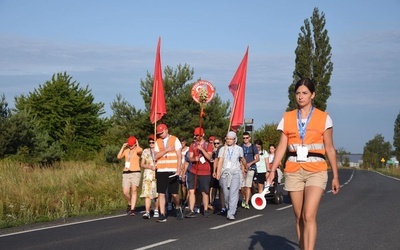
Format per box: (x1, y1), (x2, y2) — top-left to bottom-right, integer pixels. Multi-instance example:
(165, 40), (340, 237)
(156, 135), (179, 170)
(283, 108), (328, 173)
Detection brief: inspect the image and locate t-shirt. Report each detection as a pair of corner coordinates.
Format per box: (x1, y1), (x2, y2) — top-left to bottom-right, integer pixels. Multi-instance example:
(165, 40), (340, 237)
(256, 149), (269, 173)
(218, 145), (244, 174)
(241, 143), (259, 170)
(188, 141), (213, 176)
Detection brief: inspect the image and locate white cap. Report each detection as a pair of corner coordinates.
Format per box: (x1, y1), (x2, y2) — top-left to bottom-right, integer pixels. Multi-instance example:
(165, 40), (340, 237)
(226, 131), (237, 139)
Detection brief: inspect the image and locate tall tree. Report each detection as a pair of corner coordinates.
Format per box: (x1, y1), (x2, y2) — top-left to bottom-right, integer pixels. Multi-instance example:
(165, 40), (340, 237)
(0, 94), (12, 157)
(394, 110), (400, 162)
(362, 134), (392, 169)
(14, 72), (107, 160)
(287, 7), (333, 111)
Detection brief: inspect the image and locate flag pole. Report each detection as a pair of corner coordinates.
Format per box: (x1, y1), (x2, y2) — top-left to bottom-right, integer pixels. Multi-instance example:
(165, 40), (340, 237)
(228, 82), (241, 133)
(153, 79), (158, 137)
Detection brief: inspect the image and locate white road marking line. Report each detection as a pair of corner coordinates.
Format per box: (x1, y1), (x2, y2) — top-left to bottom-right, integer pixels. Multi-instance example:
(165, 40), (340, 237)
(210, 214), (262, 230)
(373, 170), (400, 181)
(325, 169), (354, 194)
(277, 205), (293, 211)
(134, 239), (178, 250)
(0, 214), (126, 238)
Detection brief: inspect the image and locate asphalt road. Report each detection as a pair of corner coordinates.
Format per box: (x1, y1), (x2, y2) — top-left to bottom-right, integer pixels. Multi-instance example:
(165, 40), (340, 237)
(1, 169), (400, 250)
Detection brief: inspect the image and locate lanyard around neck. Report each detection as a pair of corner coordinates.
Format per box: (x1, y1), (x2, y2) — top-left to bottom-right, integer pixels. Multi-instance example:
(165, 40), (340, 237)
(297, 106), (314, 144)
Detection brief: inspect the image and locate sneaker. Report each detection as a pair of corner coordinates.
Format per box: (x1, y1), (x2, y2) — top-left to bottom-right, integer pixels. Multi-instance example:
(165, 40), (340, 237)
(153, 210), (159, 218)
(241, 200), (246, 208)
(157, 214), (167, 222)
(217, 208), (227, 216)
(185, 211), (196, 218)
(128, 210), (135, 216)
(194, 207), (200, 214)
(204, 210), (210, 218)
(245, 203), (250, 209)
(126, 205), (131, 214)
(227, 215), (235, 220)
(142, 212), (151, 219)
(176, 207), (184, 220)
(167, 203), (173, 211)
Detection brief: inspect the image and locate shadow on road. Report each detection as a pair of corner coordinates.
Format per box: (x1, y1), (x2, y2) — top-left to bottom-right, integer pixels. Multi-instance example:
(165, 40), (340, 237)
(249, 230), (298, 250)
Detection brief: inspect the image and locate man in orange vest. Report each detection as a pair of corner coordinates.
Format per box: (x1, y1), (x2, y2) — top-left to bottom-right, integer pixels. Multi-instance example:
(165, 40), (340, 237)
(117, 136), (143, 216)
(154, 124), (184, 222)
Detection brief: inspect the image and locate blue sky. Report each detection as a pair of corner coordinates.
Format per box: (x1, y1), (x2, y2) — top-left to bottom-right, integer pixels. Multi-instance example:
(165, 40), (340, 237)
(1, 0), (399, 153)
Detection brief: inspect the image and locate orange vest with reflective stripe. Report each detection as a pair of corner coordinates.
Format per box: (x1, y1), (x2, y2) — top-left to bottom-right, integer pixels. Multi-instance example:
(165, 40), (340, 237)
(156, 135), (179, 170)
(283, 108), (328, 173)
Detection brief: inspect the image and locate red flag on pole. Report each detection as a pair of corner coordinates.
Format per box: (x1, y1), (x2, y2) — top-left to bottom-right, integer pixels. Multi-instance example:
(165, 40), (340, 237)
(228, 47), (249, 132)
(150, 37), (166, 124)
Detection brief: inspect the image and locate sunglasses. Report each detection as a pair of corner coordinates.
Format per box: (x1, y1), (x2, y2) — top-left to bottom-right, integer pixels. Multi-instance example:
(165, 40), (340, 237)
(148, 141), (155, 144)
(243, 137), (250, 139)
(214, 142), (220, 145)
(193, 134), (200, 137)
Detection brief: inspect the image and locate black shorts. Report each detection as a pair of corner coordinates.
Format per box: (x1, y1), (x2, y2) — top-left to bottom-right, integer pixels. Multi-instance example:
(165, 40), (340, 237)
(256, 172), (267, 184)
(210, 175), (220, 188)
(156, 171), (180, 194)
(187, 172), (211, 194)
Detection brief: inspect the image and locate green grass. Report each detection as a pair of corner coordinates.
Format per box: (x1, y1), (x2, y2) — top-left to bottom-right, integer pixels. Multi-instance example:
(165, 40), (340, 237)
(0, 160), (142, 229)
(375, 167), (400, 178)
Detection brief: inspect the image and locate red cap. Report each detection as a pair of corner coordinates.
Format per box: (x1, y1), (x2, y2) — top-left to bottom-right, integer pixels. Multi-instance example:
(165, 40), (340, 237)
(156, 124), (167, 134)
(193, 127), (204, 136)
(208, 135), (215, 142)
(148, 134), (155, 140)
(127, 136), (137, 147)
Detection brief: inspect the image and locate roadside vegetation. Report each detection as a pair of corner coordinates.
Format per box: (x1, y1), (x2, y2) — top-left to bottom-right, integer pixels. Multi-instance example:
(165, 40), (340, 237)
(0, 160), (127, 229)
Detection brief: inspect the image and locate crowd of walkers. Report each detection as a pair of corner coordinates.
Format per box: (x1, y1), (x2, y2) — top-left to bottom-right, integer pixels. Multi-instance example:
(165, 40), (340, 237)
(117, 79), (341, 250)
(117, 124), (281, 222)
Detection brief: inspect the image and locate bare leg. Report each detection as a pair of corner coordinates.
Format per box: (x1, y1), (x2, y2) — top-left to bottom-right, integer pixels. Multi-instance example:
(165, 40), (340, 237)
(130, 185), (138, 210)
(202, 192), (209, 211)
(123, 186), (131, 207)
(188, 189), (196, 211)
(158, 193), (166, 215)
(145, 197), (151, 213)
(245, 187), (251, 204)
(302, 186), (324, 250)
(172, 193), (181, 208)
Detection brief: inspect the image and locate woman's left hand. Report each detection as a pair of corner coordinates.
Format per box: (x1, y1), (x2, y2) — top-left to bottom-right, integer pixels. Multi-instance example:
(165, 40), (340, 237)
(331, 178), (340, 194)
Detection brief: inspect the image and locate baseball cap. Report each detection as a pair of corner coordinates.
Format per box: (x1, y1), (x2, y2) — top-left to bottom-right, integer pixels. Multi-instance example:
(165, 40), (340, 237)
(226, 131), (237, 139)
(127, 136), (137, 147)
(208, 135), (215, 142)
(148, 134), (155, 141)
(193, 127), (204, 136)
(156, 124), (167, 134)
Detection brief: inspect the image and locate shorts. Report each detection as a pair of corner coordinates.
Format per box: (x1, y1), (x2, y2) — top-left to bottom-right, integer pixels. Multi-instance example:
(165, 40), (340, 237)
(242, 170), (255, 188)
(122, 172), (141, 188)
(256, 172), (267, 184)
(284, 168), (327, 191)
(156, 171), (180, 194)
(210, 175), (220, 188)
(187, 172), (211, 194)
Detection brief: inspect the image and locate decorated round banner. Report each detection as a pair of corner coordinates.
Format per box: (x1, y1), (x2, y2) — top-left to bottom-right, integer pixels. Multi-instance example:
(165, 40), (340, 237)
(191, 80), (216, 104)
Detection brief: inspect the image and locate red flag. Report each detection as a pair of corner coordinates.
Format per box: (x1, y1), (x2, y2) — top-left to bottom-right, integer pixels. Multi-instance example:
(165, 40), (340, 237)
(228, 47), (249, 132)
(150, 37), (166, 124)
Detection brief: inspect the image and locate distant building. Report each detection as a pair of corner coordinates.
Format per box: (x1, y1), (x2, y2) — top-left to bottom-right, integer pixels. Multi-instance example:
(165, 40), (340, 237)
(337, 154), (363, 168)
(386, 156), (399, 167)
(337, 154), (399, 168)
